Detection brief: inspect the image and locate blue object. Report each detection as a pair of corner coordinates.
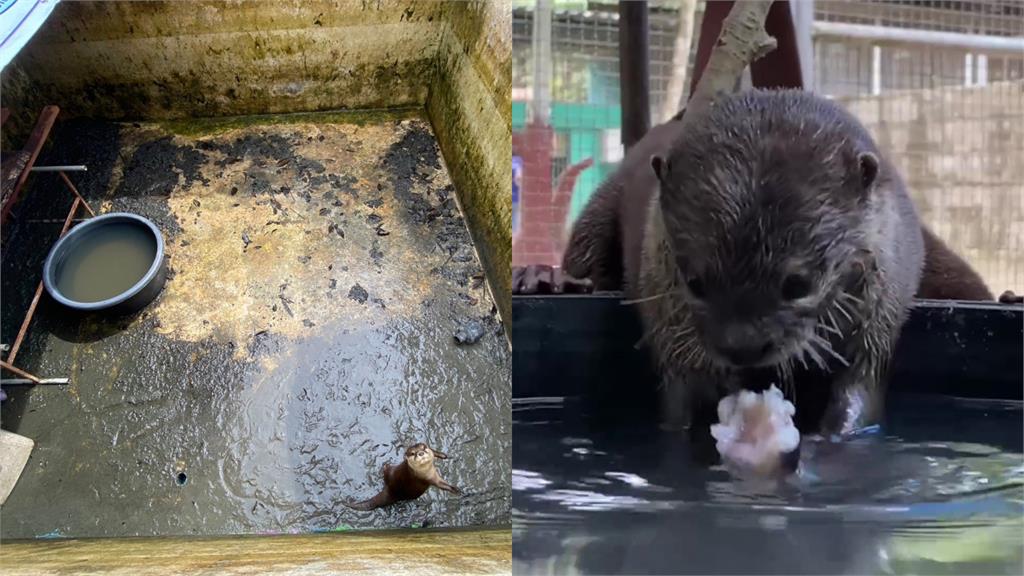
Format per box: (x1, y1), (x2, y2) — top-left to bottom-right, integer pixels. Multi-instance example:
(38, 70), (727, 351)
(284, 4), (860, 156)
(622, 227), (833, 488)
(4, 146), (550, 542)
(1, 0), (59, 70)
(512, 156), (522, 237)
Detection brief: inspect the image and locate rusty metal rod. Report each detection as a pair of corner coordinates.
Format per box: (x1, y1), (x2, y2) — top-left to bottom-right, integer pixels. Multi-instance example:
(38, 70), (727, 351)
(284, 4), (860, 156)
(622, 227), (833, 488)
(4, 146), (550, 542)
(3, 106), (59, 224)
(0, 361), (42, 384)
(8, 196), (82, 364)
(59, 171), (96, 216)
(24, 218), (89, 224)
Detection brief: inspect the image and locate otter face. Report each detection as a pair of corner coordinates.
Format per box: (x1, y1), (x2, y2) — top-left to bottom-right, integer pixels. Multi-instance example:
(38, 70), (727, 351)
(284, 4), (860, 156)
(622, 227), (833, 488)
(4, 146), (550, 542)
(650, 92), (880, 372)
(674, 251), (836, 370)
(405, 443), (440, 474)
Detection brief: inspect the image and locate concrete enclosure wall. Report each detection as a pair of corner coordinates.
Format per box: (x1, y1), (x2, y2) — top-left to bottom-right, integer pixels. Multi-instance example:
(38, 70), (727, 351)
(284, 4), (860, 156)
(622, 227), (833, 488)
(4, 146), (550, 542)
(1, 0), (512, 323)
(429, 1), (513, 320)
(840, 81), (1024, 295)
(3, 0), (446, 119)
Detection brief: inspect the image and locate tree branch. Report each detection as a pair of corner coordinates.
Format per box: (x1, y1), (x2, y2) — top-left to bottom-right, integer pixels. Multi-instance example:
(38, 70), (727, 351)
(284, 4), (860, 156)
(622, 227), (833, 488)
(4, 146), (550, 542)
(684, 1), (776, 120)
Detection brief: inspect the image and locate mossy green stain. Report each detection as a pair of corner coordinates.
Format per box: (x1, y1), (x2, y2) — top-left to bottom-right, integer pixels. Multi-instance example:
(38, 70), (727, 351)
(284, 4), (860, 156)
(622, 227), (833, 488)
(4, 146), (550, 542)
(427, 60), (512, 327)
(159, 108), (424, 137)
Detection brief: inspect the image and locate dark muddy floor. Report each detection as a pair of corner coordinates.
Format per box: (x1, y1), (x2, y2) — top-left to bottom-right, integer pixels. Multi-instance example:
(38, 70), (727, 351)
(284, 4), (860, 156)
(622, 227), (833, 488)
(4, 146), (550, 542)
(0, 110), (510, 538)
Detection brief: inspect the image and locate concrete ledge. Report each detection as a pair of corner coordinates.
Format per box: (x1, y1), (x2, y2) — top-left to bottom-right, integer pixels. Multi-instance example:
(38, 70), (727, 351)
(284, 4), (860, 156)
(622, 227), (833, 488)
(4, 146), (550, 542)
(1, 527), (512, 575)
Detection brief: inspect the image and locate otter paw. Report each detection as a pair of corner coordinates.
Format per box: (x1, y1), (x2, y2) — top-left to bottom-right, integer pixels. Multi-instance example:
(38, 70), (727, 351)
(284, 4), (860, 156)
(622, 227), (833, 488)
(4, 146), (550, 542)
(999, 290), (1023, 304)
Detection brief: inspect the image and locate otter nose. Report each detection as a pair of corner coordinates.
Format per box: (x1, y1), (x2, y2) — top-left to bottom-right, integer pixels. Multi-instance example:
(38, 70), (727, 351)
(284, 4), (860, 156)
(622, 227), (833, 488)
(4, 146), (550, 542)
(716, 324), (773, 366)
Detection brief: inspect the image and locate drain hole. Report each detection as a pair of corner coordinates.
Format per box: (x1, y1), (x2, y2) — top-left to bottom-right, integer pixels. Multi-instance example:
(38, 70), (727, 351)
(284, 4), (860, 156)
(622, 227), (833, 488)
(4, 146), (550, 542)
(176, 472), (187, 486)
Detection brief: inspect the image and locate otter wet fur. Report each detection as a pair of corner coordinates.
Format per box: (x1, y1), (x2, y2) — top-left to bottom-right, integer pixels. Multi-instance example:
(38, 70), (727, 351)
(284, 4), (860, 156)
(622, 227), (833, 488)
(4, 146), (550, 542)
(581, 90), (925, 442)
(917, 226), (993, 301)
(345, 443), (461, 511)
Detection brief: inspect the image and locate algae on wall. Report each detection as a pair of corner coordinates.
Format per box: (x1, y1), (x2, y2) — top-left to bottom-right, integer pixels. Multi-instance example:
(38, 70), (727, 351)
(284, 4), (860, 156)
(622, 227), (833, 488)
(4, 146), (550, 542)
(429, 0), (513, 325)
(1, 0), (445, 121)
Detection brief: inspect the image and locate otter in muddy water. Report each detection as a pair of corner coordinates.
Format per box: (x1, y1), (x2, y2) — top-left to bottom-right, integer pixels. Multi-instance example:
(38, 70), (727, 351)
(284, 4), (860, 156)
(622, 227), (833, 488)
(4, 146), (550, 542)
(567, 90), (927, 448)
(344, 443), (461, 511)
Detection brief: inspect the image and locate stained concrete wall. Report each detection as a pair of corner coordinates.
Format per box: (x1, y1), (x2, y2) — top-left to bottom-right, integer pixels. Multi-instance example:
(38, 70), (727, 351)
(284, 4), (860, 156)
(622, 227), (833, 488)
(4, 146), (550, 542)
(429, 1), (513, 322)
(2, 1), (446, 121)
(1, 0), (512, 323)
(840, 81), (1024, 295)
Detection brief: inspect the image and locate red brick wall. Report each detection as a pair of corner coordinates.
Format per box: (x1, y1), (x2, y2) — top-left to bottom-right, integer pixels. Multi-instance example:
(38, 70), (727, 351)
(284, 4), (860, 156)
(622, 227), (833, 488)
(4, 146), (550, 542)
(512, 123), (555, 266)
(512, 123), (594, 267)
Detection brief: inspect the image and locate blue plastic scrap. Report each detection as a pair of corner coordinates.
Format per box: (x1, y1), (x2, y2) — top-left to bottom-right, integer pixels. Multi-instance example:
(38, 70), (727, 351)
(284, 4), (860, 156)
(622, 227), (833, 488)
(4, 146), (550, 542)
(1, 0), (60, 70)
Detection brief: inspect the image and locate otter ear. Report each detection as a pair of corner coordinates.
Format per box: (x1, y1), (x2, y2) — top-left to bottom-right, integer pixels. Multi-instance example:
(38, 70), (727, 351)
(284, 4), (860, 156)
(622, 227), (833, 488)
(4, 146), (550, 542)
(857, 152), (879, 190)
(651, 155), (669, 185)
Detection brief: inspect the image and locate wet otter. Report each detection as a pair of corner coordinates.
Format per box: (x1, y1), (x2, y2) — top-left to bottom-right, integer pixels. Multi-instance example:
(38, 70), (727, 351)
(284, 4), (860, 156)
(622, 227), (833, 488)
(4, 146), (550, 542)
(917, 226), (993, 301)
(561, 122), (990, 306)
(999, 290), (1023, 304)
(572, 89), (926, 442)
(344, 443), (461, 511)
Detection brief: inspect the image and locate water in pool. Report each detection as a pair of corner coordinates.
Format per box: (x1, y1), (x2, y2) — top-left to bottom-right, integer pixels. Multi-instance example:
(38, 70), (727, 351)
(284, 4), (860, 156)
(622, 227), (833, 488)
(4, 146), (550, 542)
(513, 394), (1024, 575)
(55, 222), (156, 303)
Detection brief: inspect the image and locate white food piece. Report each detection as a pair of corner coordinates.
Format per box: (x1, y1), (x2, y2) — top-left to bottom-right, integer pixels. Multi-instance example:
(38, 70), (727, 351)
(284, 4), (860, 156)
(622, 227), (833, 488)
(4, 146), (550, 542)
(710, 385), (800, 475)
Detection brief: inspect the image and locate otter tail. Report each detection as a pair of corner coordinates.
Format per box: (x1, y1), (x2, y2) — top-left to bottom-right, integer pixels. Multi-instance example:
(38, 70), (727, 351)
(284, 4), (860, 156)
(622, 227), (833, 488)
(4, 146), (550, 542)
(344, 490), (391, 511)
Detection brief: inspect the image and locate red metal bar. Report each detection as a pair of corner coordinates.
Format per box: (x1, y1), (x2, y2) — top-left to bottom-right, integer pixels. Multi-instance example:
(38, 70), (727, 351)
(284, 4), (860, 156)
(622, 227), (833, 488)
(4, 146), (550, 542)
(1, 105), (60, 225)
(0, 360), (42, 384)
(7, 196), (82, 364)
(59, 171), (96, 216)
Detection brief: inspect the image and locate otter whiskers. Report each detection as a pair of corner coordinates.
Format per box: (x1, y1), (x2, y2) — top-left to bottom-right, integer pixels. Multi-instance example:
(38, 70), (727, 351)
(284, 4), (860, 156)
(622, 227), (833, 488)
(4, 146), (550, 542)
(620, 288), (685, 306)
(810, 333), (850, 367)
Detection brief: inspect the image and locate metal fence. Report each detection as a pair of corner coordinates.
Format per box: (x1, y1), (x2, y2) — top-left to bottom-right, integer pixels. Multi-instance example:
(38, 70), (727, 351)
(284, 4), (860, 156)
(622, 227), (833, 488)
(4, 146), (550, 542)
(511, 0), (1024, 295)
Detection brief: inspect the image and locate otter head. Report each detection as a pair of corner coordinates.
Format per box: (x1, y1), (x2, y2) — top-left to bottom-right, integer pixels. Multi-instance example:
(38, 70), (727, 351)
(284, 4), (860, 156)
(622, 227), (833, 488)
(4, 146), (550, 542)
(650, 92), (882, 371)
(404, 443), (448, 475)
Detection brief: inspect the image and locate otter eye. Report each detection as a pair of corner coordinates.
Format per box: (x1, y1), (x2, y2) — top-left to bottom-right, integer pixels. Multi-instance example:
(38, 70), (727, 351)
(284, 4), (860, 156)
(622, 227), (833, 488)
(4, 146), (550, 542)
(686, 277), (706, 299)
(781, 274), (812, 300)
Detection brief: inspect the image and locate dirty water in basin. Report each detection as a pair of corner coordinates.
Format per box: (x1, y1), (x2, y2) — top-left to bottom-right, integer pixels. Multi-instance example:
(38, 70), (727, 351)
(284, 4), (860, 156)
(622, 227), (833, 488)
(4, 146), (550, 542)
(0, 111), (510, 538)
(54, 222), (157, 303)
(512, 394), (1024, 575)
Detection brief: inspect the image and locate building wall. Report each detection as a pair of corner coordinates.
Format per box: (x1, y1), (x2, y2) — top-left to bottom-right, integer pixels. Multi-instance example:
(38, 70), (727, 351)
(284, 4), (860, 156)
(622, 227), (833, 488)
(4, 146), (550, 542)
(841, 81), (1024, 294)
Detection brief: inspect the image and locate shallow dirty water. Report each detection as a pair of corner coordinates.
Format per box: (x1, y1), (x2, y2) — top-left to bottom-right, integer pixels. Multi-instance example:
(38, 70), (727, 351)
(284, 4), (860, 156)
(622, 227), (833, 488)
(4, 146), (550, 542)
(512, 394), (1024, 575)
(0, 111), (510, 538)
(53, 221), (158, 303)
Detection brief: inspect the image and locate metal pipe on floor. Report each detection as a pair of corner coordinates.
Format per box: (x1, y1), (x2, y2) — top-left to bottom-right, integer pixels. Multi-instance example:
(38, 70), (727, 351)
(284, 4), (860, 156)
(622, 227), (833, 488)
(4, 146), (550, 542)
(29, 165), (87, 172)
(0, 378), (70, 385)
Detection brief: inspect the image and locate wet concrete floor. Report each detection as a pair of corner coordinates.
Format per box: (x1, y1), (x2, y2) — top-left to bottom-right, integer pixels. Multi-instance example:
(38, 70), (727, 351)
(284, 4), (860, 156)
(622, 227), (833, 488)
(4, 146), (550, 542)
(0, 110), (510, 538)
